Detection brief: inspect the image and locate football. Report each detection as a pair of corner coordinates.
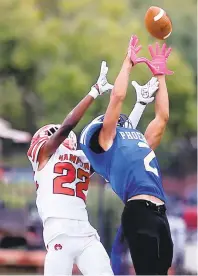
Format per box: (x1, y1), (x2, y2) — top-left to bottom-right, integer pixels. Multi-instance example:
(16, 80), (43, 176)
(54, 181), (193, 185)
(145, 6), (172, 40)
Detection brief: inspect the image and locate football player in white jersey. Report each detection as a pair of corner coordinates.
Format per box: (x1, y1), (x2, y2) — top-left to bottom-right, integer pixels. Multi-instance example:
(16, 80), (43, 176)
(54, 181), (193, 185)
(27, 59), (159, 275)
(27, 61), (115, 276)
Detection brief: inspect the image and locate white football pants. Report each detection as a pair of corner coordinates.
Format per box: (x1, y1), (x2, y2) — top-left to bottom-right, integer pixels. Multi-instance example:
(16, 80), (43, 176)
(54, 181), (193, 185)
(44, 233), (113, 275)
(43, 218), (113, 275)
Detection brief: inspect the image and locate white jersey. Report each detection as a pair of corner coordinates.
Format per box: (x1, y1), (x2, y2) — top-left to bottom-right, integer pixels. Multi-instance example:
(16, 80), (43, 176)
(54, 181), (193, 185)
(27, 137), (90, 223)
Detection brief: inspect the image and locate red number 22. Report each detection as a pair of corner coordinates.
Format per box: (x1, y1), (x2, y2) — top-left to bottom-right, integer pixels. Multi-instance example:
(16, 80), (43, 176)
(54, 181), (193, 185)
(53, 162), (89, 202)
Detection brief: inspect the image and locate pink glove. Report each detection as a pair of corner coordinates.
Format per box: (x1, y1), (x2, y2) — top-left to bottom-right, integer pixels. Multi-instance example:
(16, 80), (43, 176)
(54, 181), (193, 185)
(146, 42), (174, 76)
(128, 35), (148, 66)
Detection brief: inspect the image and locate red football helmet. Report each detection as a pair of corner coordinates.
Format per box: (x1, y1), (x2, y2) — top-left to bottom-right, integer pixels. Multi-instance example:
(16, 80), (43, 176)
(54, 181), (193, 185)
(31, 124), (77, 150)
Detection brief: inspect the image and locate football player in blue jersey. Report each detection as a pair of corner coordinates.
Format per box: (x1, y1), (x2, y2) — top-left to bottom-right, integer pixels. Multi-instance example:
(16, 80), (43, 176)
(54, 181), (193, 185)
(80, 35), (174, 275)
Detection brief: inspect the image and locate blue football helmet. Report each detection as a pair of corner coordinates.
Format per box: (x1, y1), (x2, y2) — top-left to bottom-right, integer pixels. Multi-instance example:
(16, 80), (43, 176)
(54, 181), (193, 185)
(93, 113), (133, 128)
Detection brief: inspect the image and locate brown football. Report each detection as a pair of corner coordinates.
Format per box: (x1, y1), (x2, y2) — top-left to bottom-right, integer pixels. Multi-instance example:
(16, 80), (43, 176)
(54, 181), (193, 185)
(145, 6), (172, 40)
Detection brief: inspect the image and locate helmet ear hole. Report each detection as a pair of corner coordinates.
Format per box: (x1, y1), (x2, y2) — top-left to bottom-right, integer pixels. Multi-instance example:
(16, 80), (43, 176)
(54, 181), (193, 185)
(47, 127), (59, 136)
(31, 124), (60, 144)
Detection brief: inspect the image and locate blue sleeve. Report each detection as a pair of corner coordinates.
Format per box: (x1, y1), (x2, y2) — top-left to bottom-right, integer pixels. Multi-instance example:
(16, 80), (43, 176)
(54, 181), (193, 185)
(80, 122), (103, 148)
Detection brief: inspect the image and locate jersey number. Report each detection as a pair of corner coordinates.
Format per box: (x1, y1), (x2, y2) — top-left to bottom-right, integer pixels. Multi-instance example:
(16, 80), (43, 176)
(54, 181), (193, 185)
(138, 142), (159, 177)
(53, 162), (89, 202)
(144, 151), (159, 177)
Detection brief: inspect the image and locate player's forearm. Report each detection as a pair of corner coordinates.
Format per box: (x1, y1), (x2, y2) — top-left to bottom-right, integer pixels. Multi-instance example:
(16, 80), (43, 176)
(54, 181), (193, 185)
(44, 95), (95, 156)
(111, 57), (132, 101)
(99, 57), (133, 150)
(144, 76), (169, 150)
(60, 95), (95, 133)
(155, 75), (169, 123)
(128, 103), (146, 129)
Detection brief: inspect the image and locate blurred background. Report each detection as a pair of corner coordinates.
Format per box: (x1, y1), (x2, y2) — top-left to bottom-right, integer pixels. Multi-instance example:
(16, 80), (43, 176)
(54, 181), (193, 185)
(0, 0), (197, 274)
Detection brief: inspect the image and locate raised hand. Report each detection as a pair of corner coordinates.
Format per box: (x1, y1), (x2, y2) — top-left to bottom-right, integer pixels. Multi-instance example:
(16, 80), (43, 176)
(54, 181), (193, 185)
(95, 61), (113, 95)
(89, 61), (113, 99)
(146, 42), (174, 76)
(127, 35), (148, 66)
(132, 77), (159, 104)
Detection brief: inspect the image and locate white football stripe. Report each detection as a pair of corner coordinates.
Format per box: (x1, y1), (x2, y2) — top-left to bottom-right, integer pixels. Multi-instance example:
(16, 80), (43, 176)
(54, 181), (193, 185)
(164, 31), (172, 39)
(154, 8), (165, 21)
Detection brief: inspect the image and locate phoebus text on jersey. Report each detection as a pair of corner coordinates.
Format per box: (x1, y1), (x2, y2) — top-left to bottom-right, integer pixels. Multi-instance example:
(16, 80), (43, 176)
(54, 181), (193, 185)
(119, 131), (146, 142)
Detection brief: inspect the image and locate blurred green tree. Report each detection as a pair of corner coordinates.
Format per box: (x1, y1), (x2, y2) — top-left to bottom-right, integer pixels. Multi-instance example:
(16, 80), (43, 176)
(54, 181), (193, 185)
(0, 0), (196, 149)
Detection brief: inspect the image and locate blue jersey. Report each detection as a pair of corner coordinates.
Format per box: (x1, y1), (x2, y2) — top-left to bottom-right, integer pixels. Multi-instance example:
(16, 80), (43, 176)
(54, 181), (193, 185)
(80, 121), (166, 203)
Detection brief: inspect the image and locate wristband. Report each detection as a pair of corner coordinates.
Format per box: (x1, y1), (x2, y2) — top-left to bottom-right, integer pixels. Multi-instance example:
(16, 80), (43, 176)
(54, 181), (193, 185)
(139, 101), (147, 105)
(88, 86), (99, 99)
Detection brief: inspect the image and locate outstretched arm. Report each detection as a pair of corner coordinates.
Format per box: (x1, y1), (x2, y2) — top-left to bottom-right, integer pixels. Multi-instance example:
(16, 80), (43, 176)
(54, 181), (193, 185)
(99, 56), (132, 150)
(40, 62), (113, 162)
(127, 77), (159, 128)
(143, 42), (173, 150)
(42, 94), (95, 156)
(144, 75), (169, 150)
(99, 35), (145, 151)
